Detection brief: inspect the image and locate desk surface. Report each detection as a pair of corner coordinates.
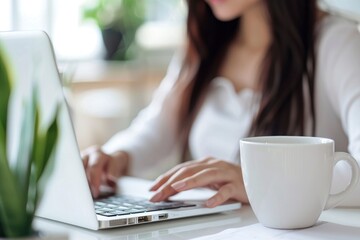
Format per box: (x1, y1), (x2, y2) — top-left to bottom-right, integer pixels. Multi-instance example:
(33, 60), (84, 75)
(34, 205), (256, 240)
(33, 176), (360, 240)
(34, 205), (360, 239)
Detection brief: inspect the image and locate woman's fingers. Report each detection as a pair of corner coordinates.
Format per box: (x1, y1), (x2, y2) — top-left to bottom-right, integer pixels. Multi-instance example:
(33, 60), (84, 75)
(150, 159), (248, 206)
(87, 151), (109, 198)
(82, 148), (130, 199)
(205, 183), (236, 208)
(150, 185), (174, 202)
(81, 146), (98, 168)
(171, 168), (231, 192)
(151, 169), (217, 202)
(82, 154), (89, 169)
(150, 164), (206, 201)
(149, 174), (171, 192)
(149, 160), (205, 191)
(149, 164), (191, 191)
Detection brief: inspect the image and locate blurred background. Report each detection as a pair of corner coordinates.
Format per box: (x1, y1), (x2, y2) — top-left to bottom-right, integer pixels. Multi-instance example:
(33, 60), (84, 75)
(0, 0), (359, 151)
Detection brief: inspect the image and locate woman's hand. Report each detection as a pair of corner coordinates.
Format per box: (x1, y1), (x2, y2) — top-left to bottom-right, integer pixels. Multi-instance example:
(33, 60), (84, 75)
(81, 146), (130, 198)
(149, 157), (249, 207)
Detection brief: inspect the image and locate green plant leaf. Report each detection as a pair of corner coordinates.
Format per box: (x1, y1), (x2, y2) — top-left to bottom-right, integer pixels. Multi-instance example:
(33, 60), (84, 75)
(0, 223), (4, 237)
(35, 110), (58, 182)
(28, 104), (59, 217)
(0, 46), (11, 142)
(0, 132), (29, 237)
(36, 112), (59, 182)
(0, 42), (59, 238)
(81, 0), (145, 30)
(31, 105), (59, 183)
(22, 94), (41, 219)
(0, 46), (36, 237)
(0, 48), (12, 223)
(14, 90), (37, 198)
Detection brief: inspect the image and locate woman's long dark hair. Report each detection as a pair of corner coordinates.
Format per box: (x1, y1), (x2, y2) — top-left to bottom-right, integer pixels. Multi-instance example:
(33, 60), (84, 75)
(177, 0), (317, 158)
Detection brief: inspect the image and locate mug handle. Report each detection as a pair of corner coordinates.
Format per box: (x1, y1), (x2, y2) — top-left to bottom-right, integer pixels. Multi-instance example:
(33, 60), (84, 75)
(324, 152), (360, 210)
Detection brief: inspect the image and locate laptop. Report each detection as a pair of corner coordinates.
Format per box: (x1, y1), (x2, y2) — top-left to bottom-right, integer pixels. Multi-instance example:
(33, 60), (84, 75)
(0, 31), (241, 230)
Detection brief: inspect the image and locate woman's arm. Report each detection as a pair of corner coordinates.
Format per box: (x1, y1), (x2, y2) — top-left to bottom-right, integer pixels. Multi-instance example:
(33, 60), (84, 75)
(82, 55), (183, 197)
(101, 54), (183, 176)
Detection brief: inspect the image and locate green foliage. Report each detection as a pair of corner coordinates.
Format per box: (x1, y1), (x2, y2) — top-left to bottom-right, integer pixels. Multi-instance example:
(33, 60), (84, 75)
(0, 46), (59, 237)
(82, 0), (147, 60)
(0, 43), (11, 144)
(82, 0), (146, 31)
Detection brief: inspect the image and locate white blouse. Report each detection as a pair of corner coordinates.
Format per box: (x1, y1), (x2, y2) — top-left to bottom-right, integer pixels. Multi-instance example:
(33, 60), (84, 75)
(103, 15), (360, 206)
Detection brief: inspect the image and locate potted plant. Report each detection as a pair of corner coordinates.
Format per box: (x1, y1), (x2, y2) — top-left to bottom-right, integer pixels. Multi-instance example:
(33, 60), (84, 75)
(0, 45), (59, 237)
(82, 0), (146, 60)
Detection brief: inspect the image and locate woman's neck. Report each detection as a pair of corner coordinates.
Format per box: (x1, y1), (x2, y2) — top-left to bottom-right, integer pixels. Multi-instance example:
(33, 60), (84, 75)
(237, 2), (271, 52)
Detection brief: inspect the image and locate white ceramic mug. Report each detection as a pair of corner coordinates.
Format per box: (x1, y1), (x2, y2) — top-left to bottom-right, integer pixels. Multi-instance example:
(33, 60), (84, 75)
(240, 136), (359, 229)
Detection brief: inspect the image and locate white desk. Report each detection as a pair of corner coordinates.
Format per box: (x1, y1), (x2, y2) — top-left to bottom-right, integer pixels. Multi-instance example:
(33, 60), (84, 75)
(34, 206), (255, 239)
(34, 206), (360, 240)
(33, 177), (360, 239)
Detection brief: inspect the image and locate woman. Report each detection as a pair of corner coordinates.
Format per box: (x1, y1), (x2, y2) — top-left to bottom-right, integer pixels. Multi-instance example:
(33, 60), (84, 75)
(82, 0), (360, 207)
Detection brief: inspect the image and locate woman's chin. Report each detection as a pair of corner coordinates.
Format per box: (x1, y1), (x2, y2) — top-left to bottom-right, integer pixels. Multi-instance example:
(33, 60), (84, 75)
(212, 12), (240, 22)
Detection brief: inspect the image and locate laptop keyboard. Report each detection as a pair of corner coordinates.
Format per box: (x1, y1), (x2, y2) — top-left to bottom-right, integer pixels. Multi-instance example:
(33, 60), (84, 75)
(95, 195), (196, 217)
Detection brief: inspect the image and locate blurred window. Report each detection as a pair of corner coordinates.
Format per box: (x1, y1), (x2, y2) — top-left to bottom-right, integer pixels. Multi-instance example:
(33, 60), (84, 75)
(0, 0), (185, 61)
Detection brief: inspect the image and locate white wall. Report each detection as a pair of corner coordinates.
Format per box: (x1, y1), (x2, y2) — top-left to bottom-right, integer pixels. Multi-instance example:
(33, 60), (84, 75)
(322, 0), (360, 21)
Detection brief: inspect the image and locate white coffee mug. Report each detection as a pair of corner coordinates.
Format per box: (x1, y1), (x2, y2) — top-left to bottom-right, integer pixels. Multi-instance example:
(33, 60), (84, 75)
(240, 136), (359, 229)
